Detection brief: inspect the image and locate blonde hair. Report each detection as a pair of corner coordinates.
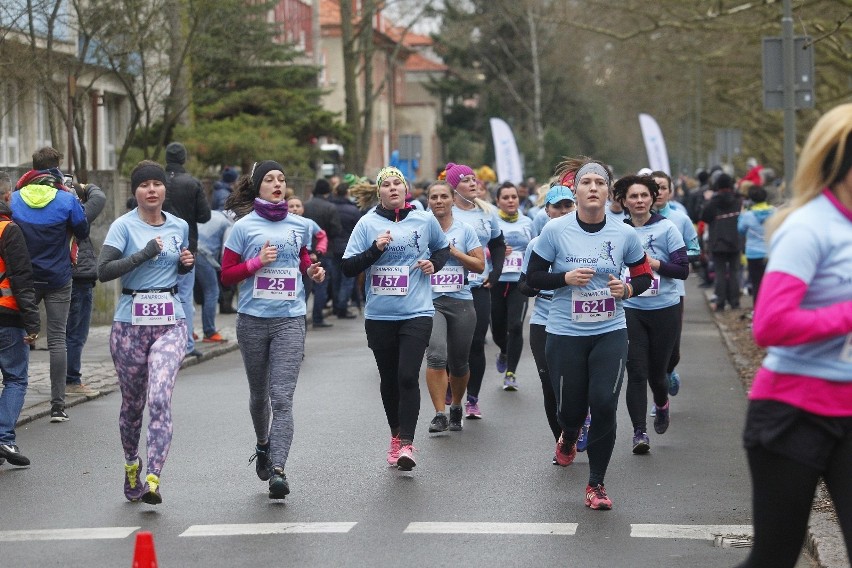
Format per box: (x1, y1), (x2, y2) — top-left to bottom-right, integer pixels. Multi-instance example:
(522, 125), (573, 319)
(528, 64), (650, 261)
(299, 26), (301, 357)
(349, 179), (379, 211)
(767, 103), (852, 237)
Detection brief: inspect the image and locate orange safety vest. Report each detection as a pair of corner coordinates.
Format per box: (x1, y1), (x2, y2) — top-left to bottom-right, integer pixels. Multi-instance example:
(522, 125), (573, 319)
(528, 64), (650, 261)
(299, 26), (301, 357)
(0, 220), (20, 311)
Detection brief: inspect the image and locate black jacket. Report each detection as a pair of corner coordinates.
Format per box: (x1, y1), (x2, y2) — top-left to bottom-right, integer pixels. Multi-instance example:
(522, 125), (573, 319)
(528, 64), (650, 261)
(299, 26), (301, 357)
(163, 163), (211, 253)
(303, 195), (342, 248)
(329, 196), (361, 256)
(701, 189), (742, 254)
(72, 184), (107, 283)
(0, 202), (40, 334)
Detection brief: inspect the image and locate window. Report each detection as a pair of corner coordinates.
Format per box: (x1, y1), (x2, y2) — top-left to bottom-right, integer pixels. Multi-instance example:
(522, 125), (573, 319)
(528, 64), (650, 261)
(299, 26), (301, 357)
(104, 95), (123, 169)
(0, 83), (20, 167)
(35, 91), (52, 150)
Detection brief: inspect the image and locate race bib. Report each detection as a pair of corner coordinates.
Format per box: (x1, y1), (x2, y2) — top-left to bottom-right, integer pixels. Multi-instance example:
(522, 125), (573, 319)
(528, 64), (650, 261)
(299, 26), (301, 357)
(503, 251), (523, 273)
(468, 271), (485, 286)
(623, 270), (660, 297)
(131, 292), (176, 326)
(571, 288), (616, 322)
(841, 334), (852, 364)
(253, 267), (298, 300)
(371, 266), (409, 295)
(431, 265), (464, 293)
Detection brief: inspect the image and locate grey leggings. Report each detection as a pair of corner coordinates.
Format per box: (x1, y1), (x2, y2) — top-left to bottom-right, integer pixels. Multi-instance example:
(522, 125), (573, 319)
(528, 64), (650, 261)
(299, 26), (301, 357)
(236, 313), (306, 470)
(35, 281), (72, 407)
(426, 295), (476, 376)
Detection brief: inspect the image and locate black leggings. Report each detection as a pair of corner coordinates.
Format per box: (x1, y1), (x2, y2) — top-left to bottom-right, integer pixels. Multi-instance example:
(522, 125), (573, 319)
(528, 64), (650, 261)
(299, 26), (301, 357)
(546, 330), (627, 486)
(747, 258), (767, 300)
(529, 323), (559, 440)
(666, 297), (684, 373)
(365, 317), (432, 443)
(712, 251), (741, 309)
(466, 287), (491, 400)
(625, 304), (681, 431)
(490, 282), (528, 374)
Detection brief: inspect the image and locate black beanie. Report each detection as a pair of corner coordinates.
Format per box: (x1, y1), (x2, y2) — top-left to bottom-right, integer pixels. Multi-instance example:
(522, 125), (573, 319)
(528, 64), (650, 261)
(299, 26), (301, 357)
(313, 178), (332, 195)
(131, 162), (168, 192)
(165, 142), (187, 164)
(251, 160), (285, 194)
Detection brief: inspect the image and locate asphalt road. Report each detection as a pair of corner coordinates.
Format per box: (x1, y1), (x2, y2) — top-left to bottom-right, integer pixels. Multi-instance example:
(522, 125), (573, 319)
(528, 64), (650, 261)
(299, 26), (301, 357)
(0, 287), (817, 567)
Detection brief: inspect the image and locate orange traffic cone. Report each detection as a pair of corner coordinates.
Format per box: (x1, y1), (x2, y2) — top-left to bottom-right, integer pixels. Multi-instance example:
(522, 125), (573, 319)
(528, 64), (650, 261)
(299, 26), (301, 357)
(131, 531), (158, 568)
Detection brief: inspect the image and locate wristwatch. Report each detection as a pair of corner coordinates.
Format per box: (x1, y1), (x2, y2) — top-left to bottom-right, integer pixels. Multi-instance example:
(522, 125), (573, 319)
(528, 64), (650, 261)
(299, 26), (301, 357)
(26, 333), (38, 341)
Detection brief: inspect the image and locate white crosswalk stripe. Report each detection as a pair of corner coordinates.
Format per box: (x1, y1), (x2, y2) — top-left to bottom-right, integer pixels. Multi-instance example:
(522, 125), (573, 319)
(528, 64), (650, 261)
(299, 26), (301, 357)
(404, 522), (578, 535)
(630, 524), (753, 540)
(180, 522), (358, 537)
(0, 527), (139, 542)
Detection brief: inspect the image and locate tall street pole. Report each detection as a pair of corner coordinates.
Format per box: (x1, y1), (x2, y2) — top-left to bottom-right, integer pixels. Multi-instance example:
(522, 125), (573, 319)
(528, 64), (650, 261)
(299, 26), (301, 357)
(782, 0), (796, 194)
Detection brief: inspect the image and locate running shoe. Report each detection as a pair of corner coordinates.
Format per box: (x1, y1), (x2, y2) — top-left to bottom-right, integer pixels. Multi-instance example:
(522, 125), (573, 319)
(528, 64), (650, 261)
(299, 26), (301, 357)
(445, 383), (453, 406)
(576, 413), (591, 452)
(668, 370), (681, 396)
(202, 332), (228, 343)
(502, 372), (518, 391)
(555, 433), (577, 467)
(654, 401), (670, 434)
(464, 399), (482, 419)
(428, 413), (449, 433)
(551, 454), (558, 465)
(649, 404), (656, 417)
(123, 459), (144, 502)
(0, 444), (30, 466)
(65, 383), (100, 396)
(585, 484), (613, 510)
(495, 352), (508, 374)
(50, 405), (69, 423)
(387, 435), (402, 466)
(141, 473), (162, 505)
(249, 443), (271, 481)
(632, 428), (650, 454)
(268, 467), (290, 499)
(448, 406), (463, 431)
(396, 445), (417, 471)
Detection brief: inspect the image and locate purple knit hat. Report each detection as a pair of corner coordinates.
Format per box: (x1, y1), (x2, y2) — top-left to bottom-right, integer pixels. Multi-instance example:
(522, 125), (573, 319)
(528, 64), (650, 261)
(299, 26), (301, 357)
(444, 162), (475, 189)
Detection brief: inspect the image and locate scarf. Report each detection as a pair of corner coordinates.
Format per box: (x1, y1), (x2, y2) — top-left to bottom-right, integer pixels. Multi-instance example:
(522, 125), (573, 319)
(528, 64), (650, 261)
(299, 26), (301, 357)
(498, 209), (519, 223)
(253, 198), (289, 222)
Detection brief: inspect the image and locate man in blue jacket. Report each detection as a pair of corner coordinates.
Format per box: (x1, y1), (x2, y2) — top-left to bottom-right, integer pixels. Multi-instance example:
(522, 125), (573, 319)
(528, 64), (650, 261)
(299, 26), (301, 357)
(10, 147), (88, 423)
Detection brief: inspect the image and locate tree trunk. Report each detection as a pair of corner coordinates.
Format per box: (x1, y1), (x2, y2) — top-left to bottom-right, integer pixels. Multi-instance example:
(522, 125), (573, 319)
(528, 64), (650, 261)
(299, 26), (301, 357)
(526, 5), (544, 165)
(339, 0), (365, 174)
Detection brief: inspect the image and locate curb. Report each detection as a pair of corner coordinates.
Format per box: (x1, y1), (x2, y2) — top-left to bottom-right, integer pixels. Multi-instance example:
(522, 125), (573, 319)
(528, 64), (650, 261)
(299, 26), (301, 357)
(16, 341), (241, 428)
(704, 291), (848, 568)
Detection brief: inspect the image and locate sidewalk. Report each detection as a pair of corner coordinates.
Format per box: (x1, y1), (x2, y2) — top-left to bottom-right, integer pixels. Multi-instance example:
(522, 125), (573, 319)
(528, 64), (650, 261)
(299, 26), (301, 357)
(16, 311), (241, 427)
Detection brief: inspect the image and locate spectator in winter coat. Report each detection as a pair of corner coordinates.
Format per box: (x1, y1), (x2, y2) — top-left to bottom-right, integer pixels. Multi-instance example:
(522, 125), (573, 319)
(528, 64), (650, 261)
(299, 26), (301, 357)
(0, 175), (41, 467)
(701, 173), (743, 311)
(212, 167), (238, 211)
(10, 147), (88, 423)
(163, 142), (211, 356)
(65, 181), (107, 396)
(302, 178), (342, 328)
(737, 185), (775, 301)
(328, 182), (361, 318)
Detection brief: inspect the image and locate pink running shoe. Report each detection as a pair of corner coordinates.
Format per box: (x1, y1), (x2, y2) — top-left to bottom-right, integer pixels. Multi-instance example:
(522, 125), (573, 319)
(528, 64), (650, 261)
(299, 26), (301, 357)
(555, 432), (577, 467)
(387, 436), (401, 466)
(464, 400), (482, 419)
(585, 484), (613, 510)
(396, 444), (417, 471)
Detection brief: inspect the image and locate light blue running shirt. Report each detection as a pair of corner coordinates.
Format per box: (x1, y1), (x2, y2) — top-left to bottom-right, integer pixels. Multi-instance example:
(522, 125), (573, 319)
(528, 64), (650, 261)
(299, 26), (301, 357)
(522, 236), (552, 326)
(103, 209), (189, 323)
(452, 205), (501, 288)
(658, 203), (699, 296)
(622, 217), (685, 311)
(761, 193), (852, 382)
(497, 214), (534, 283)
(224, 211), (313, 318)
(344, 209), (449, 321)
(431, 218), (480, 301)
(532, 212), (645, 336)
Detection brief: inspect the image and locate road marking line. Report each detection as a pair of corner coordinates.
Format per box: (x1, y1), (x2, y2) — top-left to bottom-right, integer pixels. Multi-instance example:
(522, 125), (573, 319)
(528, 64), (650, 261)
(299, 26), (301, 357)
(0, 527), (139, 542)
(180, 522), (357, 537)
(631, 524), (753, 540)
(404, 522), (577, 535)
